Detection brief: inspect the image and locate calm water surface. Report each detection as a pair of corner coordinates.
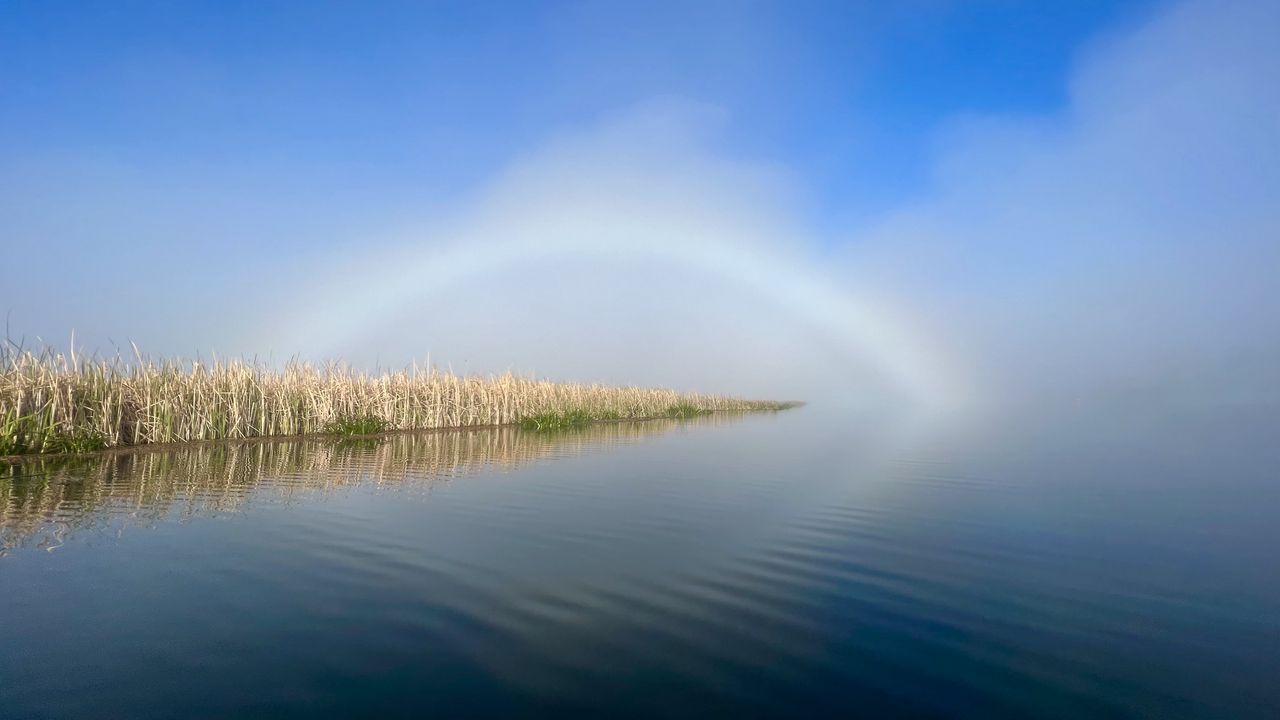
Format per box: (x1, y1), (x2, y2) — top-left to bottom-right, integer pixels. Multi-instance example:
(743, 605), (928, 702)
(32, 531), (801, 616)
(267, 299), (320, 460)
(2, 406), (1277, 718)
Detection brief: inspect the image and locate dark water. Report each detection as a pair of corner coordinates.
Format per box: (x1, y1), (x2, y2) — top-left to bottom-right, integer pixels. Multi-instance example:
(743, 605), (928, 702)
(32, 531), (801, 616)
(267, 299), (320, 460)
(2, 406), (1278, 718)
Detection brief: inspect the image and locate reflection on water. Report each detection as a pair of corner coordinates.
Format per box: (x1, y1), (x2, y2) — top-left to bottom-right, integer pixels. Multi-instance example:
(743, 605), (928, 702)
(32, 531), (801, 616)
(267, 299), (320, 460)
(1, 416), (728, 556)
(1, 406), (1278, 718)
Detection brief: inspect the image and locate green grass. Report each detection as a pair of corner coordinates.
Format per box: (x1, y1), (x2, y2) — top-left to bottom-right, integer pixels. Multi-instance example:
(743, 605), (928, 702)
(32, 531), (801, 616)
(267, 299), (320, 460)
(663, 402), (711, 419)
(518, 410), (596, 431)
(324, 414), (391, 437)
(518, 402), (716, 432)
(39, 428), (108, 454)
(1, 409), (107, 456)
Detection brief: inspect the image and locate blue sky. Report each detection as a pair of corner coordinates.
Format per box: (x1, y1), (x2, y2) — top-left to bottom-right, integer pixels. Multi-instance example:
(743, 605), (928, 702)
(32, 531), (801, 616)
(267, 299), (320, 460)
(2, 1), (1153, 229)
(3, 0), (1275, 405)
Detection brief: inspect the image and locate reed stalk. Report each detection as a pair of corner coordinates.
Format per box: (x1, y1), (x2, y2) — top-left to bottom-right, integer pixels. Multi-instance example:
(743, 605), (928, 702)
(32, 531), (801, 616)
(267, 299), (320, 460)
(1, 347), (798, 456)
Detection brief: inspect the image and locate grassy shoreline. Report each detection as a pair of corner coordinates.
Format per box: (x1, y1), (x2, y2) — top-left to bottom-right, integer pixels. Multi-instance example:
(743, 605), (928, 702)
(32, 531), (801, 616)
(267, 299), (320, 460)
(1, 348), (799, 457)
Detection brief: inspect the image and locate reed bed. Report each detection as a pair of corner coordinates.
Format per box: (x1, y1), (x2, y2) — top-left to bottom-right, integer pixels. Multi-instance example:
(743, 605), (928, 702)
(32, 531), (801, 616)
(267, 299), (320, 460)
(1, 347), (797, 456)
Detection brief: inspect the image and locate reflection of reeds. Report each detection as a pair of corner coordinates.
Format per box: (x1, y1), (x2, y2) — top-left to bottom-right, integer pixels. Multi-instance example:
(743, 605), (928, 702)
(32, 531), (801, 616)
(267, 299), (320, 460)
(1, 348), (797, 455)
(0, 414), (736, 555)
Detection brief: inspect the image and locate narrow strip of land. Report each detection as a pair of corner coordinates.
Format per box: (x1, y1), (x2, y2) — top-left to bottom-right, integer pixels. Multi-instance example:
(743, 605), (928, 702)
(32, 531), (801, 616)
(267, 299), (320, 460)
(1, 349), (798, 456)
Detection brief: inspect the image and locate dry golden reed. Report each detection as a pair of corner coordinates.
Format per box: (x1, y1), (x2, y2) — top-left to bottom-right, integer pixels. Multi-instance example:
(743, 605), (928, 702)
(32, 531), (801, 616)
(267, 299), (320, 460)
(1, 347), (795, 455)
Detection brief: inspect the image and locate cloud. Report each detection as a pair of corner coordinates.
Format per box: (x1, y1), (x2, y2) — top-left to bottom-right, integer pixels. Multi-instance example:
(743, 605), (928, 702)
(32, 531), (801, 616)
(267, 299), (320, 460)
(260, 0), (1280, 409)
(258, 99), (960, 407)
(10, 0), (1273, 411)
(844, 0), (1280, 405)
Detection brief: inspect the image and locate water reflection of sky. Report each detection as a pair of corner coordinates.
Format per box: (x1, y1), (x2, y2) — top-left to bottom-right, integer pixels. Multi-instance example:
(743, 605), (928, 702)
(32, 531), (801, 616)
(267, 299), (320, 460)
(3, 406), (1277, 717)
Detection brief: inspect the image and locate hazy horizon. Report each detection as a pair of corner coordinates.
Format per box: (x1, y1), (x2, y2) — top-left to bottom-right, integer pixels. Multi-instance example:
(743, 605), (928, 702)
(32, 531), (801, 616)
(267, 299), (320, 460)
(4, 0), (1276, 410)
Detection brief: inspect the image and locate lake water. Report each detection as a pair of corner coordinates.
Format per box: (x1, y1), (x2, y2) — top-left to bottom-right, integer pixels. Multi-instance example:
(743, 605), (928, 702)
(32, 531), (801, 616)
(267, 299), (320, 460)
(2, 405), (1277, 718)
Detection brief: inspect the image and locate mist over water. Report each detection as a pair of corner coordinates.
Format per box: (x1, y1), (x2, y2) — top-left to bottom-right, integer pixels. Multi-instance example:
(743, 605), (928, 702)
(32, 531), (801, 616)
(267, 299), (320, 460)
(3, 406), (1278, 717)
